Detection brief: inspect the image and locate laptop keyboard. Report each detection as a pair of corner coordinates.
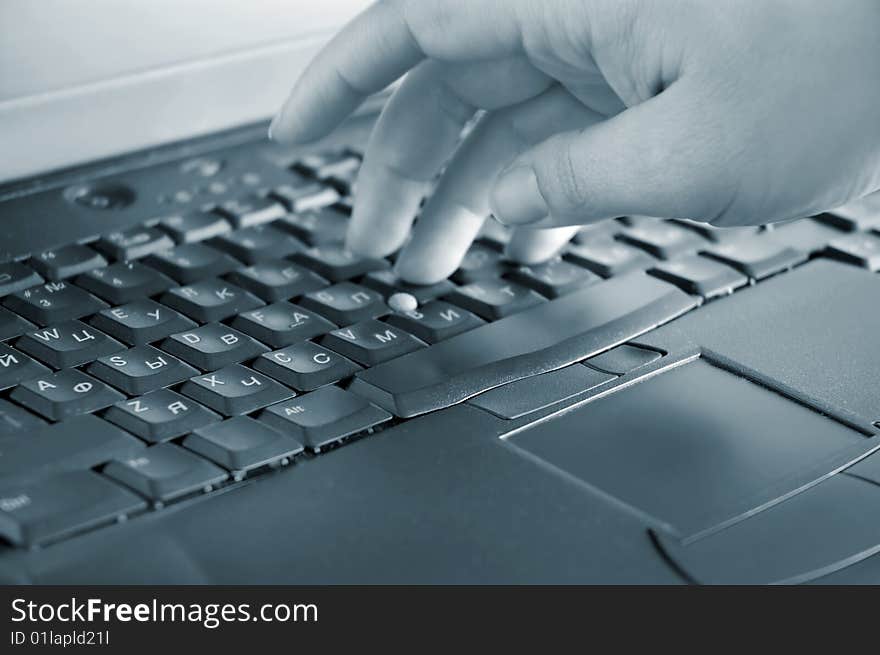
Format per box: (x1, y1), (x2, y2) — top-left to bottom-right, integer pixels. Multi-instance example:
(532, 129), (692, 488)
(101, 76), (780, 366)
(0, 139), (876, 549)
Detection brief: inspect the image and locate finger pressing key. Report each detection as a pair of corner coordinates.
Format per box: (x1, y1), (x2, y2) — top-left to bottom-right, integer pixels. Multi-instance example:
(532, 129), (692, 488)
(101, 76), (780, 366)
(395, 87), (602, 283)
(346, 58), (550, 259)
(269, 0), (525, 144)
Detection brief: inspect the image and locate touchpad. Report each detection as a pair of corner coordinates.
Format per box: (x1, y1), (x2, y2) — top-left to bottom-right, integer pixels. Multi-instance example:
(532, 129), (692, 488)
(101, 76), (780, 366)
(505, 359), (874, 538)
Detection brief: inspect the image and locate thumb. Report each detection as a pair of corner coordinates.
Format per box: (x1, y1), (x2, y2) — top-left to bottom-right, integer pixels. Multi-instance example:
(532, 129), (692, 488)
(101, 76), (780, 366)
(490, 81), (744, 228)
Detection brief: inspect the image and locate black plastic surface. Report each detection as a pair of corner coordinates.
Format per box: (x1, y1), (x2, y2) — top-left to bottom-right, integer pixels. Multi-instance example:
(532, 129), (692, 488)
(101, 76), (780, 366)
(468, 365), (616, 420)
(0, 406), (682, 584)
(639, 259), (880, 433)
(656, 474), (880, 584)
(3, 119), (880, 583)
(353, 272), (698, 417)
(505, 359), (875, 538)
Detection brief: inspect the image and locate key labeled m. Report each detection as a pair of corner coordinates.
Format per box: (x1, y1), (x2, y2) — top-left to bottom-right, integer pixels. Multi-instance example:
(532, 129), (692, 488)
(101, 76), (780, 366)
(373, 329), (398, 343)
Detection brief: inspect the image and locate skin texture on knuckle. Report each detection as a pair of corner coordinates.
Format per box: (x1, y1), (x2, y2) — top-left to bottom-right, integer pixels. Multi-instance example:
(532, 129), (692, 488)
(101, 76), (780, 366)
(535, 130), (593, 221)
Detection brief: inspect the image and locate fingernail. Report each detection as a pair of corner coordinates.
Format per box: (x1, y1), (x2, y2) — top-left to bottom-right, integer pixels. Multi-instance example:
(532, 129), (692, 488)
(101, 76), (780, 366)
(394, 254), (445, 286)
(491, 165), (548, 226)
(267, 114), (281, 142)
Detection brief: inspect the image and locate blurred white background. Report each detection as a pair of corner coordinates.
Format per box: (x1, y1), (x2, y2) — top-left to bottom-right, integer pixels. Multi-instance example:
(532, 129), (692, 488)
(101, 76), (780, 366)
(0, 0), (370, 181)
(1, 0), (369, 100)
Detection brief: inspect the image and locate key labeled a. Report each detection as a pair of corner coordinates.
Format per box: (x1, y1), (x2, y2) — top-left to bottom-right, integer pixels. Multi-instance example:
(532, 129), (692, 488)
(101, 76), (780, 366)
(231, 301), (336, 348)
(10, 369), (124, 420)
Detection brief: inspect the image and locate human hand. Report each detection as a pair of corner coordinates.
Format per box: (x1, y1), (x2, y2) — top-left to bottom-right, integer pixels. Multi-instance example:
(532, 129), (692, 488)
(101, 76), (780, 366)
(270, 0), (880, 283)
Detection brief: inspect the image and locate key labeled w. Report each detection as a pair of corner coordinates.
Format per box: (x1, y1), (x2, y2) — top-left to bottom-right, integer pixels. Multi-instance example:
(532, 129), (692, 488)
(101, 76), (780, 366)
(33, 328), (60, 341)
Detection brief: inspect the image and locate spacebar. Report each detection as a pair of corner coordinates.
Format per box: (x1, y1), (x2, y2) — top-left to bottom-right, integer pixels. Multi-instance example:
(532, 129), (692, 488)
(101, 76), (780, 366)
(351, 272), (699, 417)
(0, 415), (145, 483)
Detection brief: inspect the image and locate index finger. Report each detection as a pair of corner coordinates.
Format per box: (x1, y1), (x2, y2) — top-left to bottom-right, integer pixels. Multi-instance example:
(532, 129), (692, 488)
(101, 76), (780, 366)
(269, 0), (525, 144)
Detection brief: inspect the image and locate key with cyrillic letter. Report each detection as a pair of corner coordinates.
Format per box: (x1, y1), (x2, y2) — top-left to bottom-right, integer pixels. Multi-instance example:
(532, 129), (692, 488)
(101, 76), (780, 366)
(351, 273), (699, 417)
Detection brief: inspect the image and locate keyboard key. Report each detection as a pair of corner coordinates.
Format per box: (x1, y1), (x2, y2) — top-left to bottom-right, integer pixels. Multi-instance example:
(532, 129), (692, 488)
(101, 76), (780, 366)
(451, 243), (510, 284)
(17, 320), (124, 369)
(226, 260), (328, 302)
(565, 237), (655, 277)
(826, 232), (880, 271)
(231, 302), (336, 348)
(180, 364), (293, 416)
(210, 224), (305, 264)
(104, 389), (219, 443)
(213, 194), (287, 228)
(183, 416), (304, 475)
(507, 258), (600, 298)
(571, 218), (622, 244)
(361, 269), (455, 304)
(144, 243), (239, 284)
(446, 279), (544, 320)
(816, 206), (880, 232)
(161, 324), (267, 371)
(259, 386), (391, 452)
(95, 226), (175, 261)
(0, 471), (146, 547)
(477, 216), (514, 248)
(351, 273), (698, 417)
(160, 279), (263, 323)
(585, 344), (663, 375)
(292, 244), (389, 281)
(312, 154), (361, 184)
(252, 341), (361, 391)
(321, 320), (424, 366)
(299, 282), (387, 325)
(30, 244), (107, 281)
(10, 369), (125, 421)
(90, 300), (196, 345)
(468, 364), (616, 420)
(0, 414), (144, 480)
(159, 210), (232, 243)
(2, 281), (108, 326)
(269, 176), (340, 213)
(76, 261), (175, 305)
(279, 207), (349, 245)
(333, 196), (354, 215)
(0, 261), (43, 297)
(617, 218), (706, 259)
(669, 219), (759, 243)
(0, 399), (46, 436)
(703, 236), (807, 280)
(325, 167), (359, 195)
(87, 346), (198, 395)
(649, 255), (748, 299)
(384, 300), (484, 344)
(0, 344), (50, 391)
(104, 443), (228, 503)
(768, 217), (843, 254)
(0, 306), (34, 341)
(294, 150), (361, 179)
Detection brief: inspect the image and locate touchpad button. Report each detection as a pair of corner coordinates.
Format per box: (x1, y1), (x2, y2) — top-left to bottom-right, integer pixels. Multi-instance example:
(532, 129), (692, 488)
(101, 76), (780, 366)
(505, 359), (874, 538)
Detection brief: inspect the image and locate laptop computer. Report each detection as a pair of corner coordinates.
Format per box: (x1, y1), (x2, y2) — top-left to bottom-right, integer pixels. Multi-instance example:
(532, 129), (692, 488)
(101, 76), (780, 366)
(2, 1), (880, 585)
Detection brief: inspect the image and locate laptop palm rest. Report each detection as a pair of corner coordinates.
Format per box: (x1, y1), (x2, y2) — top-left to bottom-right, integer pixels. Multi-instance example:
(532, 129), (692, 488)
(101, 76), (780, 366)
(504, 358), (877, 540)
